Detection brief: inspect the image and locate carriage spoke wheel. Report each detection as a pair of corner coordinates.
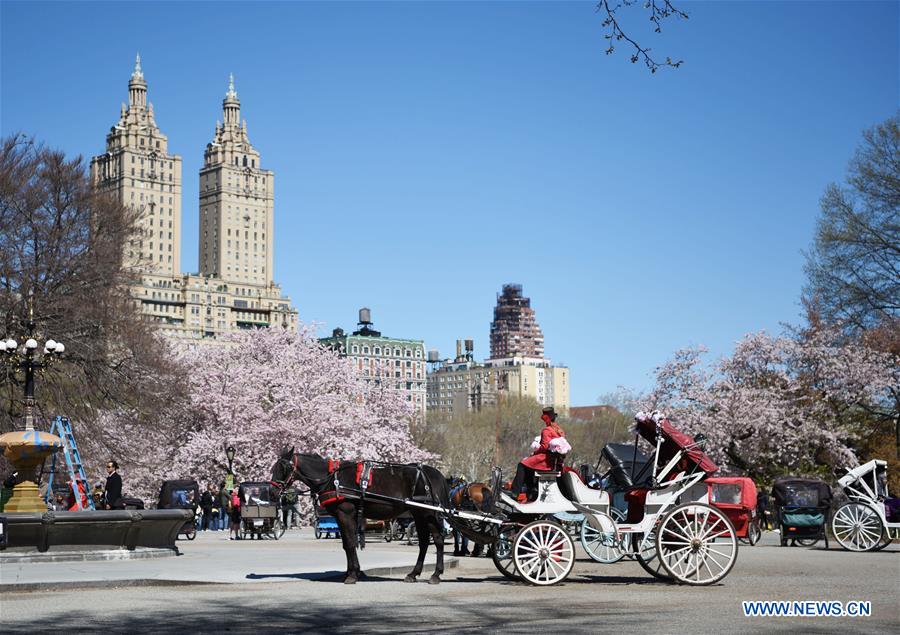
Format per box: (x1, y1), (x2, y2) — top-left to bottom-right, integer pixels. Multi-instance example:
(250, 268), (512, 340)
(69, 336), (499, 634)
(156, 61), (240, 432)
(271, 518), (285, 540)
(512, 520), (575, 586)
(635, 530), (672, 580)
(580, 515), (625, 564)
(491, 525), (521, 581)
(656, 503), (738, 586)
(832, 502), (885, 552)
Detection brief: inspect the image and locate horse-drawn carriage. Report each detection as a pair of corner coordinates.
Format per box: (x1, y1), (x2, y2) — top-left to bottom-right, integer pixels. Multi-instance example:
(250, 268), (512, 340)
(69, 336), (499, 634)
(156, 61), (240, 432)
(157, 479), (199, 540)
(477, 411), (738, 586)
(239, 481), (285, 540)
(271, 411), (739, 587)
(832, 460), (900, 552)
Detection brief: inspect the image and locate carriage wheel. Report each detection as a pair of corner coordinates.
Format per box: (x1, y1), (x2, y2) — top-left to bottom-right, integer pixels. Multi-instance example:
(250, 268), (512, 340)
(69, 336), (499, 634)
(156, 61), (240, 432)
(831, 502), (885, 552)
(739, 520), (762, 546)
(580, 516), (625, 564)
(656, 503), (738, 586)
(315, 527), (322, 539)
(872, 526), (895, 551)
(794, 537), (819, 547)
(747, 520), (762, 545)
(271, 518), (285, 540)
(635, 530), (673, 580)
(185, 526), (196, 541)
(491, 525), (521, 581)
(512, 520), (576, 586)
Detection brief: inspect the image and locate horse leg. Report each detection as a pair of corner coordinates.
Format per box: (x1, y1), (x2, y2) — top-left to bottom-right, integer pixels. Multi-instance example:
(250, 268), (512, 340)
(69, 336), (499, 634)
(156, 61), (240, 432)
(427, 515), (445, 585)
(336, 507), (359, 584)
(404, 513), (429, 583)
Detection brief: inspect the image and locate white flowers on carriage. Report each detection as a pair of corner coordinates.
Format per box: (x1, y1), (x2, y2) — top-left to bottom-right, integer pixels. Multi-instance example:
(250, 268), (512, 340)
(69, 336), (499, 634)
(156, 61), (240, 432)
(549, 437), (572, 455)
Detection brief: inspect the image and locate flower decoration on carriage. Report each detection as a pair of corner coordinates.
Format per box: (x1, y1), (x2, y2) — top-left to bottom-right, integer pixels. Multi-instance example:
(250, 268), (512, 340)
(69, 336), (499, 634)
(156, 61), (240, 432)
(548, 437), (572, 455)
(631, 410), (667, 433)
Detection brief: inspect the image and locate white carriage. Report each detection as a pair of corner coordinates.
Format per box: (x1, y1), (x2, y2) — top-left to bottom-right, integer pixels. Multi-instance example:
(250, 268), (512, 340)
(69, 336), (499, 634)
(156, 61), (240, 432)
(832, 460), (900, 552)
(490, 412), (739, 586)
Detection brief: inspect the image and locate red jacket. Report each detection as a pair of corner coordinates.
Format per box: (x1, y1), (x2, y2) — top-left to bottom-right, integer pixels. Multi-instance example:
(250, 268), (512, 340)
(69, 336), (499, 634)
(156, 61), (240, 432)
(521, 417), (564, 471)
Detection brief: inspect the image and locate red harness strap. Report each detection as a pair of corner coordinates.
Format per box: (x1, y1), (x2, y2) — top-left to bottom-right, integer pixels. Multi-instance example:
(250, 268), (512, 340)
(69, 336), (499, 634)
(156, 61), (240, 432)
(319, 491), (345, 506)
(356, 462), (375, 487)
(328, 458), (341, 473)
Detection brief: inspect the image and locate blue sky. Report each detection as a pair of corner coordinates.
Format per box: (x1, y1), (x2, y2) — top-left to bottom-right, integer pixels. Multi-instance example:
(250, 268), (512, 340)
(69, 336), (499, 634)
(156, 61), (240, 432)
(2, 1), (897, 405)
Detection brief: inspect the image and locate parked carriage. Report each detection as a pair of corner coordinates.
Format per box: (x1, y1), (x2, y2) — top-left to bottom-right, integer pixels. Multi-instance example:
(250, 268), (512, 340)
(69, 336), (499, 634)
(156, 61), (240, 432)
(239, 481), (285, 540)
(157, 479), (199, 541)
(771, 477), (831, 547)
(706, 477), (761, 545)
(314, 504), (340, 539)
(832, 460), (900, 552)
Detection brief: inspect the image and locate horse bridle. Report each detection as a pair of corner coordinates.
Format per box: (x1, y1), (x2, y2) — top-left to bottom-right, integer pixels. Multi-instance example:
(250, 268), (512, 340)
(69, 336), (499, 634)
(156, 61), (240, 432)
(271, 452), (333, 494)
(270, 453), (301, 492)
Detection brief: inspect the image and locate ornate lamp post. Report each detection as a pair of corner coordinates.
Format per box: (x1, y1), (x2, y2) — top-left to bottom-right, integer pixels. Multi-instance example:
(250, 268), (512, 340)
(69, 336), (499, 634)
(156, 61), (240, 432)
(224, 445), (236, 490)
(0, 318), (64, 512)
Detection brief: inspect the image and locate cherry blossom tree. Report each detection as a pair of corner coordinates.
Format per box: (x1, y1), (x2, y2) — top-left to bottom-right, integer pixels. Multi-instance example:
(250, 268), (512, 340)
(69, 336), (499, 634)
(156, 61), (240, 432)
(93, 325), (432, 506)
(641, 326), (898, 482)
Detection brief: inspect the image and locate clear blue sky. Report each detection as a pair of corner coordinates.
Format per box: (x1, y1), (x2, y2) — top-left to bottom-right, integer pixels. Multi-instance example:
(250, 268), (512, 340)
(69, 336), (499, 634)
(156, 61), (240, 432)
(2, 1), (897, 405)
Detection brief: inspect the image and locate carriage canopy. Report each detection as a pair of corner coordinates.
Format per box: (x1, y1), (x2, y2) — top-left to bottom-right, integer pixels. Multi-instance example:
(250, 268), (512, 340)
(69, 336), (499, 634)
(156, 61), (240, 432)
(635, 416), (718, 475)
(157, 479), (200, 510)
(706, 476), (757, 510)
(771, 477), (832, 508)
(239, 481), (274, 505)
(601, 442), (652, 489)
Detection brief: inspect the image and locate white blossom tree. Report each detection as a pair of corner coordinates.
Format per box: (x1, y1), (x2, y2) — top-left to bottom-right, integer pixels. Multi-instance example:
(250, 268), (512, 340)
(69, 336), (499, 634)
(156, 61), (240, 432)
(641, 326), (898, 481)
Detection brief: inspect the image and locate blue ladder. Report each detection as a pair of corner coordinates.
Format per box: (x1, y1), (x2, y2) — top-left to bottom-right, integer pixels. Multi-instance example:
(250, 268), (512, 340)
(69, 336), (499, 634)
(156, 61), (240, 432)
(45, 416), (95, 510)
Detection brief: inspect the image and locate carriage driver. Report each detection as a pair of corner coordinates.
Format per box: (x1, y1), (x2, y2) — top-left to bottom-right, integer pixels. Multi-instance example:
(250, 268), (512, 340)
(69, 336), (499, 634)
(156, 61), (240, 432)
(510, 406), (567, 503)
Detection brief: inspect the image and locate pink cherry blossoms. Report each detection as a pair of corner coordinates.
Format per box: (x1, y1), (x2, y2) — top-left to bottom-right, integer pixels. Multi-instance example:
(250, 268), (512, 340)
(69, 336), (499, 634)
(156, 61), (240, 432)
(640, 326), (898, 480)
(91, 325), (432, 501)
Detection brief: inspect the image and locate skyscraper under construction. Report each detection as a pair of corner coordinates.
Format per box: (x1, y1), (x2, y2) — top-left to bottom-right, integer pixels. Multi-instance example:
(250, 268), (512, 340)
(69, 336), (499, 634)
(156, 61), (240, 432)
(489, 284), (545, 359)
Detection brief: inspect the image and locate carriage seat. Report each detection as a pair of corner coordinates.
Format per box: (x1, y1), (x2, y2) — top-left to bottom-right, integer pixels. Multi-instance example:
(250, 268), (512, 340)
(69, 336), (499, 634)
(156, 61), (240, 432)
(558, 470), (608, 505)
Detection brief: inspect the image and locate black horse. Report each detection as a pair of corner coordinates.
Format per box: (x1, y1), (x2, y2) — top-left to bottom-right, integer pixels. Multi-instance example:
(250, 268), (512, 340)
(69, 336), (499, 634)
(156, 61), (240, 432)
(271, 447), (451, 585)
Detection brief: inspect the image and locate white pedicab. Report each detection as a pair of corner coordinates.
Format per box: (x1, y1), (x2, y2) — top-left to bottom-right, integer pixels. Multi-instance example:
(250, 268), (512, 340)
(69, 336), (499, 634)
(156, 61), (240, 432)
(832, 460), (900, 552)
(495, 412), (738, 586)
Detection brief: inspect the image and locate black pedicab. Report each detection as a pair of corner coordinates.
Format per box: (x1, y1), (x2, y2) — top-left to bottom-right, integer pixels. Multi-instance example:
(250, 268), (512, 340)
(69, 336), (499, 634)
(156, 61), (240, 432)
(239, 481), (285, 540)
(157, 479), (199, 540)
(771, 476), (831, 547)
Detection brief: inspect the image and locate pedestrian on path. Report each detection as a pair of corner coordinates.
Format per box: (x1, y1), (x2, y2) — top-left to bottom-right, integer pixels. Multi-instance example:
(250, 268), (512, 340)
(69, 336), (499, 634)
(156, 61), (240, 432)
(102, 461), (123, 509)
(229, 489), (242, 540)
(218, 482), (230, 531)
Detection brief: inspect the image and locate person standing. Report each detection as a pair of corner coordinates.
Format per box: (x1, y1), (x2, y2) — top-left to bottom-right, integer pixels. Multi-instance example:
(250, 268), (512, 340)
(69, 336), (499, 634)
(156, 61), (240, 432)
(102, 461), (123, 510)
(218, 482), (230, 532)
(229, 489), (242, 540)
(200, 485), (214, 531)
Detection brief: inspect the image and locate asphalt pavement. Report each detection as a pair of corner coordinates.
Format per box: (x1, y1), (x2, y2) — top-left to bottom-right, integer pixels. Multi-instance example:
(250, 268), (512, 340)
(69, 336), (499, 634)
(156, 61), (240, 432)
(0, 529), (897, 634)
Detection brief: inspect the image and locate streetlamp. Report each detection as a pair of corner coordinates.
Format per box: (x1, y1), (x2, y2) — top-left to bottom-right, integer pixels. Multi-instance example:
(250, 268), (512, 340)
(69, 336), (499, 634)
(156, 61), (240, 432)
(0, 316), (64, 512)
(225, 445), (236, 474)
(224, 445), (236, 491)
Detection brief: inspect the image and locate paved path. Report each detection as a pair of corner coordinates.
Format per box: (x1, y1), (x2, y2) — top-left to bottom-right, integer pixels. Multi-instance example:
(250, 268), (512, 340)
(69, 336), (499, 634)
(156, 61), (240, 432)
(0, 528), (448, 586)
(1, 531), (897, 633)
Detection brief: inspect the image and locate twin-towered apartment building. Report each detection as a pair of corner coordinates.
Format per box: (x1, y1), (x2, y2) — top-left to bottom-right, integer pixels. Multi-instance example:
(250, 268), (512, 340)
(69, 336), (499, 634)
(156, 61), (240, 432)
(90, 56), (297, 340)
(89, 56), (567, 416)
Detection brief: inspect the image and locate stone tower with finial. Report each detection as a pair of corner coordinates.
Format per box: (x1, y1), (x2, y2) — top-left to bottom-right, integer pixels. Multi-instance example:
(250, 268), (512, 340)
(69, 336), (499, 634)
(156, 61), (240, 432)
(90, 54), (183, 277)
(199, 74), (274, 287)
